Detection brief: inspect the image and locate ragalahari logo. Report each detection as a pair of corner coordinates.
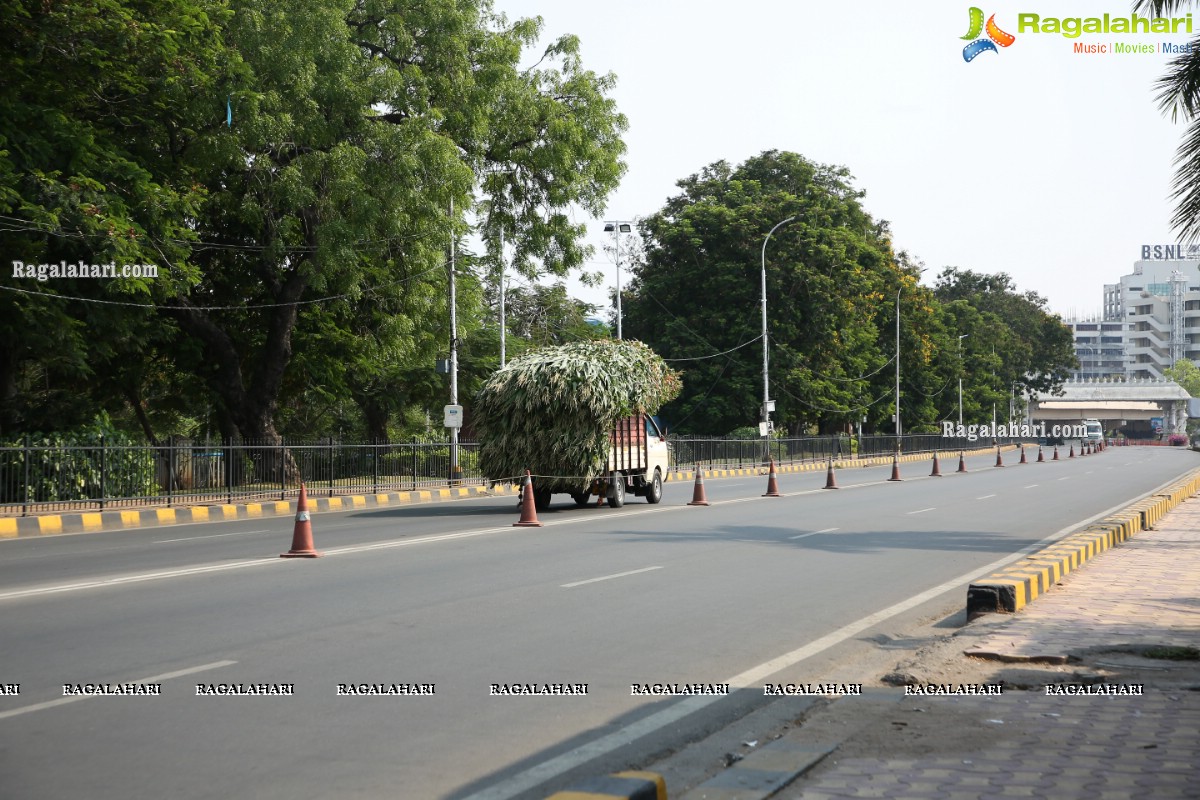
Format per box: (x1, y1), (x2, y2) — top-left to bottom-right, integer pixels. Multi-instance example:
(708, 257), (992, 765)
(962, 7), (1015, 61)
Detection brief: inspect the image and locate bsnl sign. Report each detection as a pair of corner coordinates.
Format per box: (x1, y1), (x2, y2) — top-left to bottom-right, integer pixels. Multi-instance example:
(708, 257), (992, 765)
(1140, 243), (1200, 260)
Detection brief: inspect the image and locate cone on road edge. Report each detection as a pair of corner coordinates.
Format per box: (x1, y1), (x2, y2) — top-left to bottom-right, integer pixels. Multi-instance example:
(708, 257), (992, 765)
(995, 447), (1004, 468)
(957, 451), (967, 473)
(1069, 445), (1075, 458)
(1037, 446), (1045, 463)
(763, 458), (782, 497)
(888, 453), (903, 481)
(1053, 445), (1060, 461)
(280, 483), (322, 558)
(930, 452), (942, 477)
(688, 466), (711, 505)
(513, 470), (544, 527)
(823, 457), (839, 489)
(1019, 445), (1027, 464)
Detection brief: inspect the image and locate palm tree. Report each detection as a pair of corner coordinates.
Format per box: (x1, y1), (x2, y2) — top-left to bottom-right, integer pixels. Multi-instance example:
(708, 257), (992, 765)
(1137, 2), (1200, 237)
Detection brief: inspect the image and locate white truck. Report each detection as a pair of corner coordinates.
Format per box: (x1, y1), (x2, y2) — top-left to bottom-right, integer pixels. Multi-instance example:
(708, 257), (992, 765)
(531, 413), (670, 510)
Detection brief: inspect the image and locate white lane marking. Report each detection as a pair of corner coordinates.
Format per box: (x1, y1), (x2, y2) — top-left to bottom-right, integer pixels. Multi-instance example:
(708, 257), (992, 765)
(907, 507), (936, 515)
(1024, 485), (1039, 489)
(0, 560), (280, 601)
(561, 566), (663, 588)
(459, 489), (1170, 800)
(1058, 477), (1071, 481)
(154, 529), (269, 544)
(789, 527), (839, 540)
(0, 660), (236, 721)
(976, 494), (996, 500)
(1085, 471), (1094, 475)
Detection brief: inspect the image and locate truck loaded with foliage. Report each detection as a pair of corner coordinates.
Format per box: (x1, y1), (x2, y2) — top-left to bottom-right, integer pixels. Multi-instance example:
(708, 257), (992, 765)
(473, 340), (681, 510)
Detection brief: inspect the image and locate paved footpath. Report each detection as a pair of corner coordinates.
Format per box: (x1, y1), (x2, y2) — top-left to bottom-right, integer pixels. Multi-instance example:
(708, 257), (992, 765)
(769, 496), (1200, 800)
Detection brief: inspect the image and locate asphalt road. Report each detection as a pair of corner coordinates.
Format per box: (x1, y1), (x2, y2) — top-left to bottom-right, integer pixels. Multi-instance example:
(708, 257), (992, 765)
(0, 444), (1194, 799)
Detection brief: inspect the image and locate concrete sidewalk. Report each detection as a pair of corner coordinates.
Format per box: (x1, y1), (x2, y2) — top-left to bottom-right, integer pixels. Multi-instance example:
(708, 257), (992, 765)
(763, 492), (1200, 799)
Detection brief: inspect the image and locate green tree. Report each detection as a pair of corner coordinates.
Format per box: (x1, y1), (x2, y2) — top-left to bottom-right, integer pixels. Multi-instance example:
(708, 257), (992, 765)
(1, 0), (627, 448)
(1165, 359), (1200, 396)
(933, 268), (1076, 421)
(622, 150), (908, 435)
(0, 0), (234, 435)
(1135, 1), (1200, 239)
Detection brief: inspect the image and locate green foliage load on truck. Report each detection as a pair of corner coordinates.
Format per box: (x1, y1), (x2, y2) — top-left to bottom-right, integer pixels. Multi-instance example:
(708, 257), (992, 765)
(473, 340), (682, 492)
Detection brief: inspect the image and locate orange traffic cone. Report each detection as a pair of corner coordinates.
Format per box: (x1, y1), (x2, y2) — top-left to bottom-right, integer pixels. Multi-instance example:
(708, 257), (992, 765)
(930, 451), (943, 477)
(995, 447), (1004, 468)
(688, 466), (710, 506)
(1053, 445), (1060, 461)
(1037, 446), (1045, 463)
(763, 458), (782, 497)
(823, 457), (839, 489)
(957, 451), (968, 473)
(513, 471), (544, 527)
(1068, 445), (1075, 458)
(888, 453), (903, 481)
(281, 483), (322, 558)
(1019, 445), (1027, 464)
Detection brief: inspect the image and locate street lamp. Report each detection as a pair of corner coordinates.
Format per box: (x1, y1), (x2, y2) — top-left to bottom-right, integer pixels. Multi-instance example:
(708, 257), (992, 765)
(958, 334), (969, 426)
(448, 198), (461, 482)
(761, 217), (796, 434)
(604, 221), (633, 339)
(894, 270), (927, 451)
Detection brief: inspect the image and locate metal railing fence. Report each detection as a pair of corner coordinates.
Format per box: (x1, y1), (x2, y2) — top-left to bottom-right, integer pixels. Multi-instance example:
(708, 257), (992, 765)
(0, 437), (482, 516)
(1, 432), (1031, 516)
(665, 433), (1021, 471)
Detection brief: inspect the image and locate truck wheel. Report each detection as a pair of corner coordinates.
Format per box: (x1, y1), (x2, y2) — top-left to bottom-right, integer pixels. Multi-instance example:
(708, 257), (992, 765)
(533, 487), (552, 512)
(646, 468), (663, 504)
(571, 492), (591, 508)
(607, 475), (625, 508)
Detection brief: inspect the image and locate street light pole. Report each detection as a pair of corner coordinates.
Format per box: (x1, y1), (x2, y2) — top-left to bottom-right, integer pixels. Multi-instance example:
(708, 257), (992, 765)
(449, 198), (459, 480)
(895, 288), (902, 451)
(604, 221), (632, 339)
(761, 216), (796, 434)
(958, 334), (969, 427)
(498, 231), (506, 367)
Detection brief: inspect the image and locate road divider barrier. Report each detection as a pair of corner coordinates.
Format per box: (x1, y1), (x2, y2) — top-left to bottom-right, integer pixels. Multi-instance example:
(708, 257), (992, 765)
(0, 444), (1023, 538)
(966, 468), (1200, 617)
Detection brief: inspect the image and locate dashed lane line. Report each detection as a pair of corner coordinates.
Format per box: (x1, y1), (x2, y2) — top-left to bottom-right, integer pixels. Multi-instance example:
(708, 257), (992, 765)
(561, 566), (663, 588)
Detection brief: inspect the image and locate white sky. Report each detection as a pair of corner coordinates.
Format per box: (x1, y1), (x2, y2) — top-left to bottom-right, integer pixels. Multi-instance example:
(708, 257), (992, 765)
(495, 0), (1197, 320)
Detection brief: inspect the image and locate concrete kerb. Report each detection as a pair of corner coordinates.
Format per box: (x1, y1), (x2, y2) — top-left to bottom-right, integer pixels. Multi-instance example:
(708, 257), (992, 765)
(966, 469), (1200, 616)
(0, 444), (1021, 540)
(0, 484), (519, 539)
(545, 770), (667, 800)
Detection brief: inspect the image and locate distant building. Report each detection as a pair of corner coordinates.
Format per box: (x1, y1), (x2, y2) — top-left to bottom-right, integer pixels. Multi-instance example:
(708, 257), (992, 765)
(1103, 260), (1200, 380)
(1065, 259), (1200, 381)
(1064, 316), (1130, 380)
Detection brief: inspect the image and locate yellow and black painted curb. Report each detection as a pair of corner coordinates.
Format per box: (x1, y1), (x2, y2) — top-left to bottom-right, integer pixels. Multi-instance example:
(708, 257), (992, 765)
(966, 468), (1200, 616)
(0, 484), (519, 539)
(545, 771), (666, 800)
(663, 444), (1016, 483)
(0, 444), (1018, 539)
